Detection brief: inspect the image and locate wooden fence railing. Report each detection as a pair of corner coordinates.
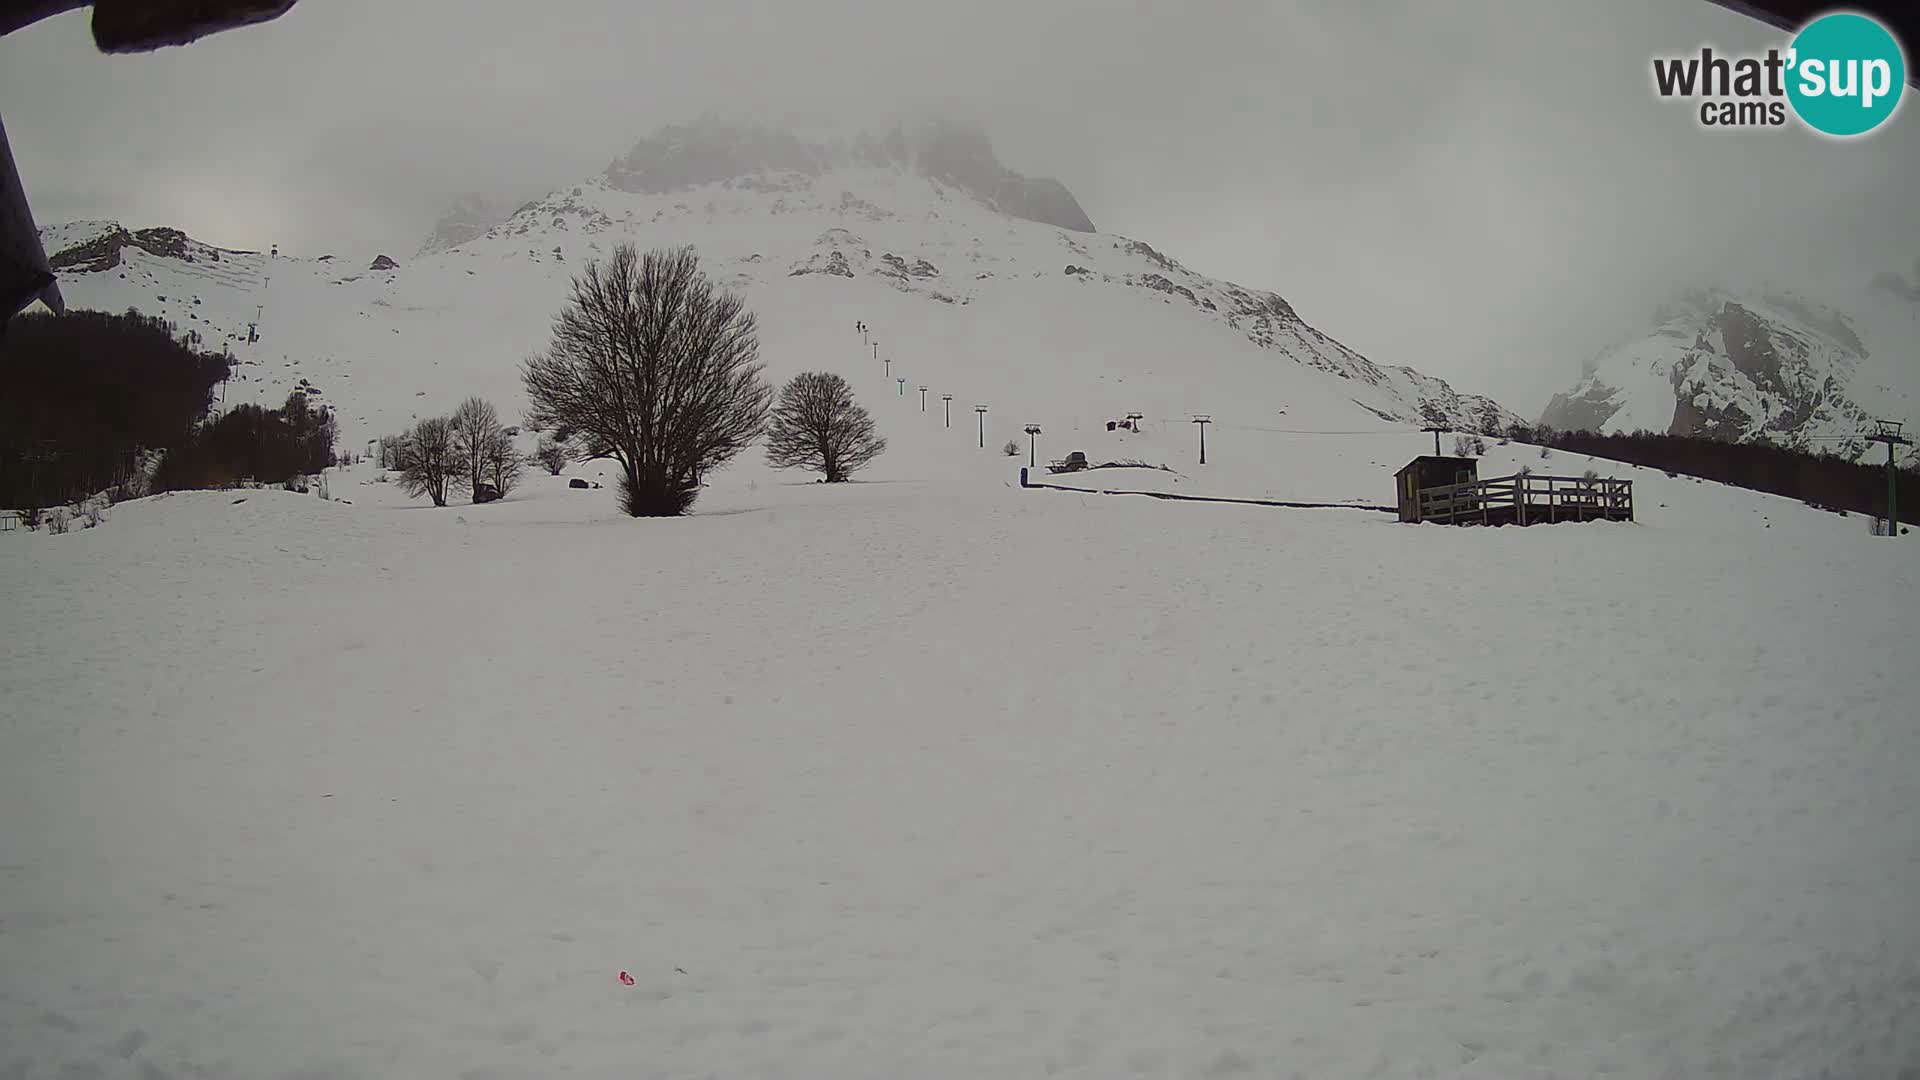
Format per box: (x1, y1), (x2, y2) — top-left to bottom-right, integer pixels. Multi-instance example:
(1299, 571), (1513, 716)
(1416, 473), (1632, 525)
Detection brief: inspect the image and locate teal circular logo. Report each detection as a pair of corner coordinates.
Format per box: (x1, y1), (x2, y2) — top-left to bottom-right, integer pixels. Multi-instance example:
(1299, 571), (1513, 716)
(1786, 13), (1906, 136)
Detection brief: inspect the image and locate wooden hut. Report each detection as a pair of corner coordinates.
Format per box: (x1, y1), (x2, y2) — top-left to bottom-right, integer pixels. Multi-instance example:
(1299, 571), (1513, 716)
(1394, 456), (1478, 523)
(1395, 455), (1634, 526)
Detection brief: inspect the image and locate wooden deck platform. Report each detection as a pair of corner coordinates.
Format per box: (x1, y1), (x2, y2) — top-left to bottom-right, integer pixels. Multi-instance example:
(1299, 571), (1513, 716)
(1413, 473), (1632, 526)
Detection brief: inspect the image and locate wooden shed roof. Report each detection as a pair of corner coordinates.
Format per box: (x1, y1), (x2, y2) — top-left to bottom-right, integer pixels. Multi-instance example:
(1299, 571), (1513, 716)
(1394, 455), (1478, 479)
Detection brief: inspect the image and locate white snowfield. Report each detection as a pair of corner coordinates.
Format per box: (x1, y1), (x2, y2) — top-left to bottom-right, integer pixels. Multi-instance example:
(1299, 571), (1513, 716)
(6, 152), (1919, 1078)
(3, 455), (1918, 1079)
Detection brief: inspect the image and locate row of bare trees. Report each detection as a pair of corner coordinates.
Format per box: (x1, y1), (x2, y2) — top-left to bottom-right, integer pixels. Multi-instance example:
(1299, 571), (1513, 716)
(382, 396), (523, 507)
(373, 244), (882, 512)
(520, 243), (884, 515)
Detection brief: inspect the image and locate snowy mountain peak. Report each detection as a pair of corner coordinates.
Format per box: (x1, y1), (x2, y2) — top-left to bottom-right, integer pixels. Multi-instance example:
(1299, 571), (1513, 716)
(1542, 285), (1917, 463)
(602, 118), (1096, 234)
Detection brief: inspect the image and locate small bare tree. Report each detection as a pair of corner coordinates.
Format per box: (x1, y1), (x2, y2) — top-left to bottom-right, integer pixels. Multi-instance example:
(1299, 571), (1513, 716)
(449, 396), (503, 501)
(396, 416), (466, 507)
(534, 434), (569, 476)
(764, 371), (886, 482)
(523, 244), (770, 516)
(482, 428), (524, 497)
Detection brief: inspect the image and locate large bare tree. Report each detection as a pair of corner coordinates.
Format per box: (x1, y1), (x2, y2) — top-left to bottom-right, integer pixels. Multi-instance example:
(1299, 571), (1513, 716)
(395, 415), (465, 507)
(765, 371), (886, 482)
(522, 244), (770, 516)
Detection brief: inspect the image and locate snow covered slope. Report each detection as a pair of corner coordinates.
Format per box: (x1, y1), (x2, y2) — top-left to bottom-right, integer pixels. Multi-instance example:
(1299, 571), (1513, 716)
(2, 475), (1916, 1079)
(1541, 286), (1920, 464)
(37, 122), (1518, 460)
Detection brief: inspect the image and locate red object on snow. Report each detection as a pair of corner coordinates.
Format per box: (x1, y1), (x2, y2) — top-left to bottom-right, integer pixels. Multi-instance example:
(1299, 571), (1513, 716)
(617, 970), (635, 986)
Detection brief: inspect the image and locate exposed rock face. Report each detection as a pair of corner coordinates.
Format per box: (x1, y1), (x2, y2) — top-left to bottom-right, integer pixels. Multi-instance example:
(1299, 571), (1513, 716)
(788, 250), (854, 278)
(875, 253), (939, 281)
(416, 195), (518, 257)
(603, 118), (1097, 234)
(369, 254), (398, 271)
(1537, 382), (1619, 433)
(48, 226), (214, 273)
(606, 123), (824, 194)
(912, 121), (1096, 233)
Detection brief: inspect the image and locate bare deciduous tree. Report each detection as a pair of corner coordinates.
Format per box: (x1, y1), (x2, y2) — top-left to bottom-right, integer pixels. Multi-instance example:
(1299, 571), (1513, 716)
(522, 244), (770, 516)
(765, 371), (886, 482)
(482, 428), (524, 498)
(449, 396), (503, 501)
(396, 416), (466, 507)
(534, 434), (569, 476)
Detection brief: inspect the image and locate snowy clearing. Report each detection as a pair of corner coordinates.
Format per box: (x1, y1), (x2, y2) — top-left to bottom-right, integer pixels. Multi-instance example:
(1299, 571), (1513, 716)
(4, 476), (1918, 1080)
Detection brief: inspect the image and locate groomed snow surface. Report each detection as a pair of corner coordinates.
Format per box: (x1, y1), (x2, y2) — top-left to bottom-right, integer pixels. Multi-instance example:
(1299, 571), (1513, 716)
(4, 460), (1919, 1080)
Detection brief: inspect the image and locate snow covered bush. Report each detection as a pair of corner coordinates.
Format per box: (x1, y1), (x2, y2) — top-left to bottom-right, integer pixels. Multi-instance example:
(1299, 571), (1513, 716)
(46, 507), (71, 534)
(1002, 440), (1021, 457)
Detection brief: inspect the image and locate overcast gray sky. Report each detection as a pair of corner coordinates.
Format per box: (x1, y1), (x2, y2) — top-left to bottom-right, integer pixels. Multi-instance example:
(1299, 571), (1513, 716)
(3, 0), (1917, 414)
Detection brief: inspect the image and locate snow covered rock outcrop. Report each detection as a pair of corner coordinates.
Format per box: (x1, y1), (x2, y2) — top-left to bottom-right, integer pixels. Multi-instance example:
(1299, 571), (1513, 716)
(46, 223), (246, 274)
